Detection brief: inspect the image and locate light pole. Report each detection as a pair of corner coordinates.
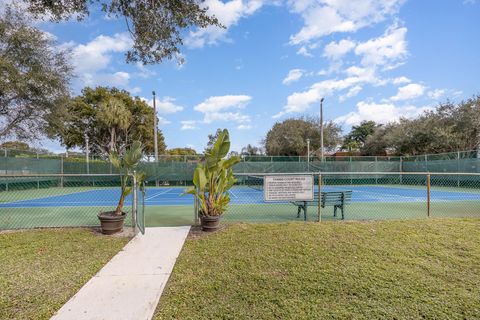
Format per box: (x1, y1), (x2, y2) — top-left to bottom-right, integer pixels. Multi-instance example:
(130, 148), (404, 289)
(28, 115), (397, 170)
(306, 138), (310, 172)
(152, 91), (159, 187)
(320, 97), (324, 162)
(85, 134), (90, 174)
(152, 91), (159, 163)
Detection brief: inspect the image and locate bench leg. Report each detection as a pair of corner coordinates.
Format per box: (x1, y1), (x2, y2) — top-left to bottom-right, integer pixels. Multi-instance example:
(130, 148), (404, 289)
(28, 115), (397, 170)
(304, 201), (307, 221)
(333, 206), (337, 217)
(297, 206), (301, 218)
(341, 206), (345, 220)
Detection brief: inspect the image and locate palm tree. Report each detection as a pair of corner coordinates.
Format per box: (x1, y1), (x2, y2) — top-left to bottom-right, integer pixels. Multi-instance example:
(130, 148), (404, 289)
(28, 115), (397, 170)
(97, 97), (132, 153)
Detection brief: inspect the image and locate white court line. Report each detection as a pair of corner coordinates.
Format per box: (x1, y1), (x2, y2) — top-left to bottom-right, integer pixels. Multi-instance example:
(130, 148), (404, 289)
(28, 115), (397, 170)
(229, 189), (238, 198)
(145, 188), (173, 201)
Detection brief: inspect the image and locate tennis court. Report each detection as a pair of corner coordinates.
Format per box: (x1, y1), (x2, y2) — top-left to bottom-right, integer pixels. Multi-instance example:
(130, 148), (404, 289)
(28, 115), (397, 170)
(1, 181), (480, 228)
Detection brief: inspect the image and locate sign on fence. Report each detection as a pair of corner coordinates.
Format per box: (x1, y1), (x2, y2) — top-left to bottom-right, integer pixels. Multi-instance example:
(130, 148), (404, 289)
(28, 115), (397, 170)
(264, 175), (314, 201)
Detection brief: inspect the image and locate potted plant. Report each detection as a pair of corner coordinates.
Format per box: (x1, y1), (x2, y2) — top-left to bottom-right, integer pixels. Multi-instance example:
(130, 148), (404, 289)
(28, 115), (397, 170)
(185, 129), (240, 231)
(98, 141), (143, 234)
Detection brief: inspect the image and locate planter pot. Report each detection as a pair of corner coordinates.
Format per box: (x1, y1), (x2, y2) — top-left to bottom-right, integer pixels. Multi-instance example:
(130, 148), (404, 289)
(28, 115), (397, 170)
(98, 211), (126, 235)
(200, 215), (222, 232)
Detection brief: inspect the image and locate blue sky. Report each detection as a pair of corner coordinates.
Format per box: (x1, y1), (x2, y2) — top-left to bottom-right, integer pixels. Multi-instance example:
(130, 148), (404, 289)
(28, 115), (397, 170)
(32, 0), (480, 153)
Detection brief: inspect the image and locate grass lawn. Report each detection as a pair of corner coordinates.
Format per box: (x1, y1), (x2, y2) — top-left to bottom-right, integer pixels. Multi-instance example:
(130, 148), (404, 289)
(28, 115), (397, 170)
(0, 228), (130, 319)
(154, 219), (480, 319)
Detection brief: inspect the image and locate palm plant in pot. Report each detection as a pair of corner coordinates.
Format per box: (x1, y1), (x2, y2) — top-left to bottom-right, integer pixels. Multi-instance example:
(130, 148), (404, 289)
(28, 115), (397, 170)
(185, 129), (240, 231)
(98, 141), (143, 234)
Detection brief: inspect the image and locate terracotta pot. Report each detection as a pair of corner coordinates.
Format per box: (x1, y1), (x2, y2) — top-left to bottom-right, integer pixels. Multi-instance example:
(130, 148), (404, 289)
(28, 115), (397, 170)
(98, 211), (126, 235)
(200, 215), (222, 232)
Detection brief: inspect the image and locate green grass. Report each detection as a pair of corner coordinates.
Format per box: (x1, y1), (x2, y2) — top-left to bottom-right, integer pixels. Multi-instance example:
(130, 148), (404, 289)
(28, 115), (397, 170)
(154, 219), (480, 319)
(0, 228), (130, 319)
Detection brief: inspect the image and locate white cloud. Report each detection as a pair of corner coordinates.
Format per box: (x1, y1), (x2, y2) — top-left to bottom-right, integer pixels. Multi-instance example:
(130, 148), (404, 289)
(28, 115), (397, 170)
(354, 25), (408, 69)
(157, 117), (171, 126)
(392, 76), (411, 85)
(142, 97), (184, 114)
(275, 66), (380, 118)
(135, 63), (157, 78)
(335, 101), (430, 126)
(82, 71), (131, 88)
(194, 95), (252, 124)
(323, 39), (356, 60)
(156, 97), (184, 114)
(297, 46), (314, 57)
(339, 85), (362, 102)
(194, 95), (251, 113)
(390, 83), (425, 101)
(185, 0), (265, 48)
(180, 120), (198, 130)
(205, 111), (250, 123)
(288, 0), (405, 45)
(427, 89), (446, 100)
(72, 33), (133, 74)
(282, 69), (304, 85)
(237, 124), (252, 130)
(66, 33), (140, 92)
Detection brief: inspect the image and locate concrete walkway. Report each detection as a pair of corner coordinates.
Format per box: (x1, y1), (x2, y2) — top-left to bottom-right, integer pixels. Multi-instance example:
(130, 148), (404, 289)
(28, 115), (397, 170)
(51, 226), (191, 320)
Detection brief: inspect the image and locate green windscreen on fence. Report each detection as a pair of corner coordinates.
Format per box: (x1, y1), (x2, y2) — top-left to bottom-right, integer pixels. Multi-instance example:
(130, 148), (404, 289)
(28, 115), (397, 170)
(1, 149), (479, 185)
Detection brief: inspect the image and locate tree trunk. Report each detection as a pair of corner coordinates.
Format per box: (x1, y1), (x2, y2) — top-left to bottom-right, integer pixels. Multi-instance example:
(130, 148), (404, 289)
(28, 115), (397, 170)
(110, 127), (116, 152)
(115, 193), (125, 215)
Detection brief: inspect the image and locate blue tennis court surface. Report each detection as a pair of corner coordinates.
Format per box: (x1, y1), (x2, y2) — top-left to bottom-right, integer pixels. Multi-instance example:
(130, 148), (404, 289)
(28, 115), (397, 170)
(1, 185), (479, 208)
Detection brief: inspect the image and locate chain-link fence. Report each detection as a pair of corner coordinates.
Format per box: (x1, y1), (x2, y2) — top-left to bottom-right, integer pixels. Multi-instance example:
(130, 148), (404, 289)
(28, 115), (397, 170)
(220, 172), (480, 223)
(0, 174), (144, 232)
(1, 172), (479, 230)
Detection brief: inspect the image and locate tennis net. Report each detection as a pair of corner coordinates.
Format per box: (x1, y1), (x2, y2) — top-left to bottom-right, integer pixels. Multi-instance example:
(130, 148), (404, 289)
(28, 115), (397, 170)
(243, 175), (264, 191)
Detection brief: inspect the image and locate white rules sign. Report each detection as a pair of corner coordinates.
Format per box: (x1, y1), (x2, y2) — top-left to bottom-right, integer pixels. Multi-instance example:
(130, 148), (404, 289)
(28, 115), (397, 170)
(264, 175), (314, 201)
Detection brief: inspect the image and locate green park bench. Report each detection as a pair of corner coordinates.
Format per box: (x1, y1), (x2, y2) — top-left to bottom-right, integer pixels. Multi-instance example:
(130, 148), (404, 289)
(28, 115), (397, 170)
(292, 190), (352, 221)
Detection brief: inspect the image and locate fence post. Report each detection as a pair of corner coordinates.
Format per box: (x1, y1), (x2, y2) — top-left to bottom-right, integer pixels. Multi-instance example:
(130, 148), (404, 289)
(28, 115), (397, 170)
(60, 156), (64, 188)
(457, 151), (460, 187)
(399, 156), (403, 185)
(427, 174), (431, 218)
(317, 173), (322, 222)
(36, 152), (40, 189)
(132, 171), (138, 234)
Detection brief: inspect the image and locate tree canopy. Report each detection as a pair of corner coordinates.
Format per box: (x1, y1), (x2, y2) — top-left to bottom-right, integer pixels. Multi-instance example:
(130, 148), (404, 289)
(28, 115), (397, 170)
(21, 0), (222, 65)
(241, 144), (263, 156)
(0, 141), (30, 151)
(166, 148), (197, 156)
(47, 86), (166, 157)
(362, 96), (480, 156)
(0, 9), (72, 141)
(264, 117), (342, 156)
(342, 121), (380, 152)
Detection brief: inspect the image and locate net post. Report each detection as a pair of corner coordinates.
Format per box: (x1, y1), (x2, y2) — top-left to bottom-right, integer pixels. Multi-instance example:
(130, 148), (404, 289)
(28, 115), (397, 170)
(427, 173), (431, 218)
(317, 173), (322, 222)
(132, 171), (138, 235)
